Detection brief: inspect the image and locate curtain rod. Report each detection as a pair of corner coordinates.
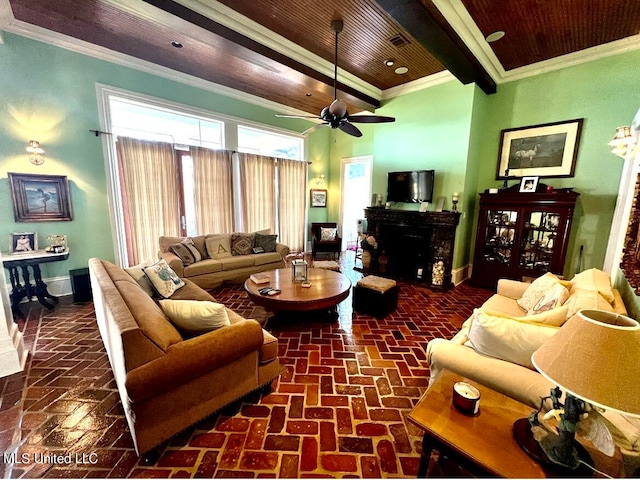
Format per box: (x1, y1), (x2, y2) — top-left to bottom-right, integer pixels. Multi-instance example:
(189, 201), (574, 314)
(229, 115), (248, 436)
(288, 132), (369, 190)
(89, 130), (311, 163)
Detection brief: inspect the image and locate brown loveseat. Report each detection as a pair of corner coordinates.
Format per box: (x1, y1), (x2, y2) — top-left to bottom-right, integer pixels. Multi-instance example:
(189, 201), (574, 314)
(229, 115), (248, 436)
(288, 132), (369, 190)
(88, 258), (282, 456)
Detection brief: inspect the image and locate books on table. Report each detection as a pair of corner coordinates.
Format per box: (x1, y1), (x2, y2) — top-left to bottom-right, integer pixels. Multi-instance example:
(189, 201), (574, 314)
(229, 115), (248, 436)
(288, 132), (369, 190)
(250, 273), (270, 284)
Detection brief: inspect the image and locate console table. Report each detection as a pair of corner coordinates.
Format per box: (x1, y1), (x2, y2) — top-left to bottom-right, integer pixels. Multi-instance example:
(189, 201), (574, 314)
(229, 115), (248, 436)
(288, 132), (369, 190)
(2, 249), (70, 317)
(364, 208), (460, 289)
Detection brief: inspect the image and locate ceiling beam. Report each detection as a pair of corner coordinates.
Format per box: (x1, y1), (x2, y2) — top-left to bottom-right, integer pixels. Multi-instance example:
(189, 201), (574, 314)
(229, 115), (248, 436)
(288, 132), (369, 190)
(376, 0), (496, 95)
(141, 0), (381, 110)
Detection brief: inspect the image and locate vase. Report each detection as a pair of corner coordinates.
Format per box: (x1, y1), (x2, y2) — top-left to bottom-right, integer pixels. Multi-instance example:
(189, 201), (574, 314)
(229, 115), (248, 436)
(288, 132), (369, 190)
(361, 250), (371, 269)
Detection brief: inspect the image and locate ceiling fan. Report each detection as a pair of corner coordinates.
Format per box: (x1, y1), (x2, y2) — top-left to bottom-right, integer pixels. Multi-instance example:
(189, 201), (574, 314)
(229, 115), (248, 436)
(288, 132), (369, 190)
(276, 19), (395, 138)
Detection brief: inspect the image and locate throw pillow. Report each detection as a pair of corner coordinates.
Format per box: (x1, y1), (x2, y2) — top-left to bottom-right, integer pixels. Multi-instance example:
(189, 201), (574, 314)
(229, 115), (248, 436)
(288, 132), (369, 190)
(124, 261), (155, 297)
(527, 282), (569, 315)
(564, 287), (615, 318)
(205, 234), (232, 259)
(465, 309), (559, 369)
(320, 227), (337, 242)
(231, 233), (255, 256)
(571, 268), (615, 305)
(255, 233), (278, 253)
(169, 239), (202, 266)
(517, 272), (563, 312)
(159, 299), (230, 335)
(142, 259), (186, 298)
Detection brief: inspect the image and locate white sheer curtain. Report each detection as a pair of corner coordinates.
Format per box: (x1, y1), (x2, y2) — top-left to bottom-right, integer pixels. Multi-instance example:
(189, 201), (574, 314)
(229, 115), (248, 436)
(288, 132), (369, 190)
(191, 147), (234, 234)
(237, 153), (276, 233)
(116, 137), (180, 265)
(278, 158), (307, 252)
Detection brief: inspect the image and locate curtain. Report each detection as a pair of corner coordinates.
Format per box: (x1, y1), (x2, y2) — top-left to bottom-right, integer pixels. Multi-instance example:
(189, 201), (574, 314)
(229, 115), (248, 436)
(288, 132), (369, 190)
(191, 147), (234, 234)
(237, 153), (276, 233)
(278, 158), (307, 252)
(116, 137), (180, 265)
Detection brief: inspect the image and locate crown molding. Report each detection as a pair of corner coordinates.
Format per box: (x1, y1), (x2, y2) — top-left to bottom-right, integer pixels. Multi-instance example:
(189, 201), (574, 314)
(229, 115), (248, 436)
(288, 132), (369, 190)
(501, 34), (640, 83)
(431, 0), (640, 86)
(1, 17), (313, 118)
(381, 71), (456, 100)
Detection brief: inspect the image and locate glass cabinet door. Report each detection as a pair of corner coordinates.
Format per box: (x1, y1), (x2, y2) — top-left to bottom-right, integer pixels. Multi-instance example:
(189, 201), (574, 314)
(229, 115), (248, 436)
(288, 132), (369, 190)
(519, 211), (560, 271)
(481, 209), (518, 266)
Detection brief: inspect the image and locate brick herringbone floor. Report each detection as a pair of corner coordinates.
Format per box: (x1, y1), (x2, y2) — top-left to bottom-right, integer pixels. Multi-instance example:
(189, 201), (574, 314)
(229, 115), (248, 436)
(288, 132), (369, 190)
(0, 253), (492, 478)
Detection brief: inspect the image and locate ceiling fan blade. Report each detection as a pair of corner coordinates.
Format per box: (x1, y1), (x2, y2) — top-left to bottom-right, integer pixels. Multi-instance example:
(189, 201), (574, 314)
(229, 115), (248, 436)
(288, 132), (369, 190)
(338, 122), (362, 137)
(346, 115), (396, 124)
(301, 123), (328, 136)
(276, 114), (321, 119)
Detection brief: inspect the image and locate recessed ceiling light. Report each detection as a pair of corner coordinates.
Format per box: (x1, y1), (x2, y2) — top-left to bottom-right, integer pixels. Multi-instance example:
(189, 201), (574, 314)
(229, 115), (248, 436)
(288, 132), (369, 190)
(384, 59), (395, 67)
(485, 31), (505, 43)
(394, 66), (408, 75)
(305, 93), (312, 97)
(171, 41), (183, 48)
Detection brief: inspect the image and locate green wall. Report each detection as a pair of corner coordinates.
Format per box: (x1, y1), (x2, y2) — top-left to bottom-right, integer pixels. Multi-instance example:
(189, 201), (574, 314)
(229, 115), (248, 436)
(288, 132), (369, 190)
(325, 49), (640, 278)
(0, 33), (320, 280)
(469, 50), (640, 277)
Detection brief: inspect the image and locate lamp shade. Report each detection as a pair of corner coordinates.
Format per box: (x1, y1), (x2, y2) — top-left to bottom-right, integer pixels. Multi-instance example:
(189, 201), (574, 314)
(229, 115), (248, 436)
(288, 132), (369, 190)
(532, 309), (640, 417)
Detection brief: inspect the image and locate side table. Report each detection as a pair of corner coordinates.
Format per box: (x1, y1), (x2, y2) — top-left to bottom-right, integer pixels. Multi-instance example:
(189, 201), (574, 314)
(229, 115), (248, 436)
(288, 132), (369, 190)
(408, 369), (622, 478)
(2, 249), (70, 317)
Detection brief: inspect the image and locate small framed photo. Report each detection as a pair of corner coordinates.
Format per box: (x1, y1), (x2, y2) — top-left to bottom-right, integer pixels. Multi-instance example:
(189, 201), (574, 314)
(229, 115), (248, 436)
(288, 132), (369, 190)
(519, 176), (539, 193)
(310, 189), (327, 208)
(11, 232), (37, 254)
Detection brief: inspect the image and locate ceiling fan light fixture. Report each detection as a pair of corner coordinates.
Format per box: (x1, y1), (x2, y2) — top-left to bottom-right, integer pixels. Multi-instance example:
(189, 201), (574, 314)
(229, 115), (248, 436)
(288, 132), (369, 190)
(394, 66), (409, 75)
(485, 31), (505, 43)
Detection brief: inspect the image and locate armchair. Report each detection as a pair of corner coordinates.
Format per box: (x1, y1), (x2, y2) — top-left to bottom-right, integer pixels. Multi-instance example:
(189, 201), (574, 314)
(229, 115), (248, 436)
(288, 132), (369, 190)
(311, 222), (342, 259)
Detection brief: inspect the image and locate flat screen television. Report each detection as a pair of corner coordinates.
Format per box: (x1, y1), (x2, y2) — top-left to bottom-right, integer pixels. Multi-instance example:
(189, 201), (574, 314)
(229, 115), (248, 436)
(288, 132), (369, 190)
(387, 170), (435, 203)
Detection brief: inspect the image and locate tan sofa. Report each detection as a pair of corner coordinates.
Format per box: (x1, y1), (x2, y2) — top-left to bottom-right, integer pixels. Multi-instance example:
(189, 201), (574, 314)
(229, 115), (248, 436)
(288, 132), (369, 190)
(88, 258), (282, 456)
(427, 269), (639, 475)
(158, 234), (289, 289)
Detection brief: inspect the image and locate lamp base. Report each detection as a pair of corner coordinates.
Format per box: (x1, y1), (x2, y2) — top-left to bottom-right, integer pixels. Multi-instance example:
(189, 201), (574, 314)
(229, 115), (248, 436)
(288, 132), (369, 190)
(513, 418), (594, 477)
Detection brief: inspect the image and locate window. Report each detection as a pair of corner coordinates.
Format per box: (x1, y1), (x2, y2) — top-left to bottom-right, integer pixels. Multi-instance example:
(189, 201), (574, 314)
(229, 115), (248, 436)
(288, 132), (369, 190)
(238, 125), (302, 160)
(98, 85), (307, 265)
(110, 97), (224, 148)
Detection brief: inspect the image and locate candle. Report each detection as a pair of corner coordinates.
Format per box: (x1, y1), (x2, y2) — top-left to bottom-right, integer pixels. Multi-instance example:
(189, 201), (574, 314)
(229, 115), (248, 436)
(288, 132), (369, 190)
(452, 381), (480, 415)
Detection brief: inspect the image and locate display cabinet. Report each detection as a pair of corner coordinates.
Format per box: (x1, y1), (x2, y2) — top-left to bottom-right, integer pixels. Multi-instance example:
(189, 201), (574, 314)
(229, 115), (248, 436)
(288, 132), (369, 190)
(470, 184), (579, 289)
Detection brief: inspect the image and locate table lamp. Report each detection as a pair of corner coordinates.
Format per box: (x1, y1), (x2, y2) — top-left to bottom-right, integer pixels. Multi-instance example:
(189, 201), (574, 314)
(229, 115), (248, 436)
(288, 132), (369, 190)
(513, 309), (640, 474)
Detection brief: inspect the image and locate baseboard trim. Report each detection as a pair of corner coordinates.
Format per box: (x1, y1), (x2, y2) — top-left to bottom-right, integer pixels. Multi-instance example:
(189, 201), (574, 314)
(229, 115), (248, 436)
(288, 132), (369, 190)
(452, 264), (470, 286)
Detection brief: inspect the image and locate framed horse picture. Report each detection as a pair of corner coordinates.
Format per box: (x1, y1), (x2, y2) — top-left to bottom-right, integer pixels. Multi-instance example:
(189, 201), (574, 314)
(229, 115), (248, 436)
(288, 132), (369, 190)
(496, 119), (583, 179)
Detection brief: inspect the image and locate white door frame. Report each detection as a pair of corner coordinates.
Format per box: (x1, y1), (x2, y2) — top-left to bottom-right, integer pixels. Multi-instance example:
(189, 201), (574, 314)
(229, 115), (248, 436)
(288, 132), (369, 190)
(339, 155), (373, 246)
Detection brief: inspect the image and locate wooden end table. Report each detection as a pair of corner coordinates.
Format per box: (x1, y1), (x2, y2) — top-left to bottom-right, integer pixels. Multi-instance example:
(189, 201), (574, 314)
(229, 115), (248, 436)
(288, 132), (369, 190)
(408, 369), (622, 478)
(243, 267), (351, 318)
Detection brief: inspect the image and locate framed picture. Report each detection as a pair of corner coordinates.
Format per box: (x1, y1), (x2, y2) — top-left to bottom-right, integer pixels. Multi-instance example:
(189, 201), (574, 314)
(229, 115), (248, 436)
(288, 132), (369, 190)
(11, 232), (37, 253)
(8, 173), (73, 222)
(310, 189), (327, 208)
(496, 118), (583, 179)
(519, 176), (539, 193)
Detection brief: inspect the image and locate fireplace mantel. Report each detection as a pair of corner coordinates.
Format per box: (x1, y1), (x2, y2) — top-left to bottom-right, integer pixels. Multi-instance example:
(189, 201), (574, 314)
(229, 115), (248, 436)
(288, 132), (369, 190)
(364, 208), (461, 289)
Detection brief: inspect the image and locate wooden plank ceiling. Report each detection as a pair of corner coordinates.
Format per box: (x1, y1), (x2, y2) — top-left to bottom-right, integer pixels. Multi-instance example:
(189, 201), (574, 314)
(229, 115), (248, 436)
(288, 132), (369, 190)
(5, 0), (640, 116)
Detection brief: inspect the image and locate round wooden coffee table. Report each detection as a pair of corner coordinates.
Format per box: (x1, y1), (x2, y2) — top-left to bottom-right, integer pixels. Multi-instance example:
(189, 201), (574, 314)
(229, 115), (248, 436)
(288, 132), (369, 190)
(244, 267), (351, 317)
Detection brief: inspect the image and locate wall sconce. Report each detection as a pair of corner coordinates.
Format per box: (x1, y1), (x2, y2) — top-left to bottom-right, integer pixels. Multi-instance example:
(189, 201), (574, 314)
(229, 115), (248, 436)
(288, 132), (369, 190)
(315, 174), (325, 186)
(26, 140), (45, 165)
(608, 126), (636, 158)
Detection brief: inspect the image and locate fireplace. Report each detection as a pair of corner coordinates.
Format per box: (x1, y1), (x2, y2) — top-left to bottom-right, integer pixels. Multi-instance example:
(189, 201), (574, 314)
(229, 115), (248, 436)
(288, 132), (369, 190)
(363, 208), (460, 289)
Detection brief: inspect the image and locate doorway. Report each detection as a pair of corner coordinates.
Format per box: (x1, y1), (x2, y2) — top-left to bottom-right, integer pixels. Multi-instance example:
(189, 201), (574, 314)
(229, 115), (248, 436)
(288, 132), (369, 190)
(340, 156), (373, 252)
